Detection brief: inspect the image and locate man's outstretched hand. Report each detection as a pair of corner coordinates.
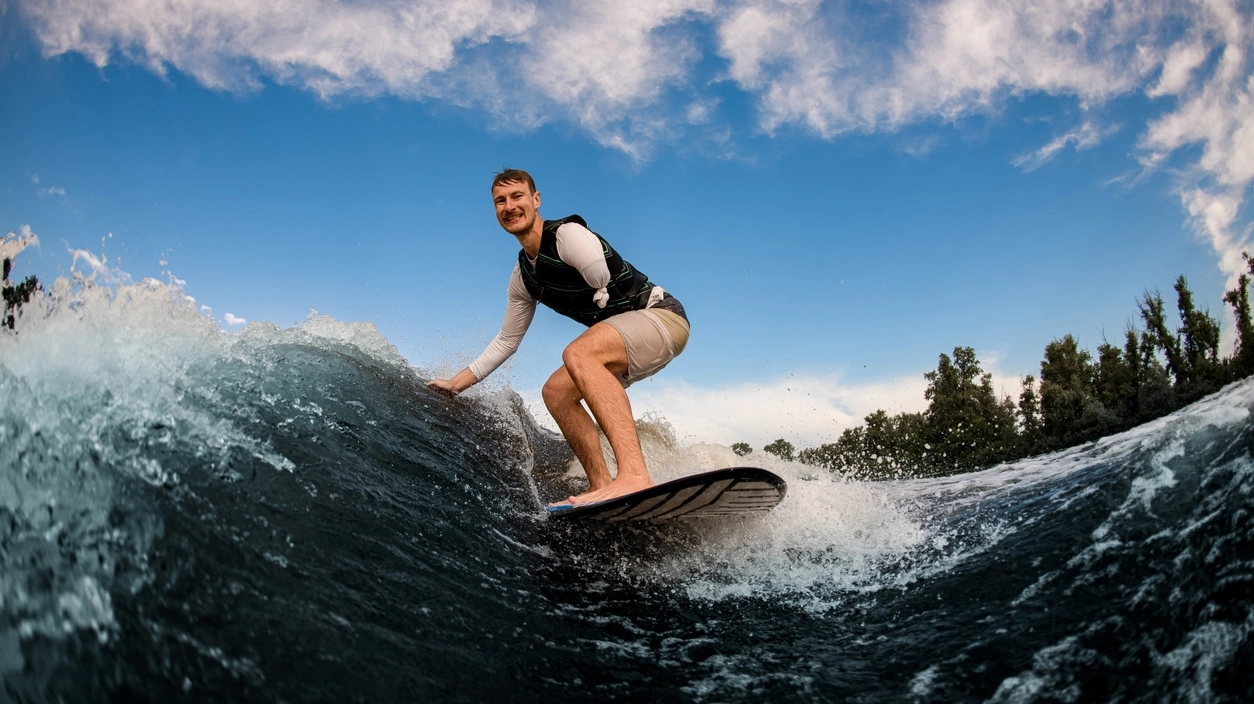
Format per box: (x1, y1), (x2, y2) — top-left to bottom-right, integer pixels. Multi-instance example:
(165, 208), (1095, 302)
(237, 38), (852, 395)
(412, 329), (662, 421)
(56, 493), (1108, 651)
(428, 368), (478, 396)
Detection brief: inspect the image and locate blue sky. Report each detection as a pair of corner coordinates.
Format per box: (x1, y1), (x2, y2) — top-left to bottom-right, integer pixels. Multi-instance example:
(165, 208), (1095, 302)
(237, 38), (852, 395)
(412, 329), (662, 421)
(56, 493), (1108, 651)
(2, 0), (1252, 448)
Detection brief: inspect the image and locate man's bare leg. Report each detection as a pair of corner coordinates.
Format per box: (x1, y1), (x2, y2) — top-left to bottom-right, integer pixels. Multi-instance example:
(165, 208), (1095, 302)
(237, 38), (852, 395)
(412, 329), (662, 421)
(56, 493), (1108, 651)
(542, 365), (612, 494)
(545, 323), (652, 504)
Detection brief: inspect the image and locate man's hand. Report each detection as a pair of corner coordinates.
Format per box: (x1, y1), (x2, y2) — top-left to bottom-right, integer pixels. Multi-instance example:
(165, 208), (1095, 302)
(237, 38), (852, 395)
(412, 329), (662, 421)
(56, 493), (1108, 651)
(428, 368), (478, 396)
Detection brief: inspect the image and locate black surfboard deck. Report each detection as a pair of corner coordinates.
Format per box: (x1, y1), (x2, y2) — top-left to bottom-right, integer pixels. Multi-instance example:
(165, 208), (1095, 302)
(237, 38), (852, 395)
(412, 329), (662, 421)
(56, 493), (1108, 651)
(546, 466), (787, 522)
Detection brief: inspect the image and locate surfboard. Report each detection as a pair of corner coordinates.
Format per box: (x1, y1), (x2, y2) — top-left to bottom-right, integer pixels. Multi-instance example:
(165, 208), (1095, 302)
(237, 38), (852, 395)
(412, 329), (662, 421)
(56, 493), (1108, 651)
(546, 466), (787, 522)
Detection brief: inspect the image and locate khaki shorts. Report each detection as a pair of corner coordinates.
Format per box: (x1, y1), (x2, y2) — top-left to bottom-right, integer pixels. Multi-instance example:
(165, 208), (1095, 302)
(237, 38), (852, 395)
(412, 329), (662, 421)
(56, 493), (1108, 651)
(602, 308), (690, 386)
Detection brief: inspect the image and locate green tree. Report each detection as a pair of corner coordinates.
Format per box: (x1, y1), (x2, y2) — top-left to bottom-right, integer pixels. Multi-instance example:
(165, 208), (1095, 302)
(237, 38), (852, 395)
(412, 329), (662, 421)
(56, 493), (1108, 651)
(798, 409), (926, 479)
(1017, 374), (1043, 454)
(1139, 290), (1186, 387)
(731, 442), (752, 457)
(799, 432), (861, 473)
(1174, 275), (1223, 397)
(2, 256), (39, 330)
(1093, 339), (1135, 424)
(1039, 335), (1101, 446)
(1136, 330), (1176, 420)
(763, 438), (795, 462)
(1223, 253), (1254, 377)
(922, 347), (1017, 474)
(866, 409), (928, 475)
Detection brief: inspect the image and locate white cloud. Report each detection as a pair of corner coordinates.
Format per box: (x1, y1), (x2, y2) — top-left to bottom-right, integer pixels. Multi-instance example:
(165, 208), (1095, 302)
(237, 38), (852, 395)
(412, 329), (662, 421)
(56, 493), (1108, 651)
(21, 0), (534, 96)
(629, 373), (928, 449)
(888, 0), (1157, 120)
(516, 373), (916, 451)
(16, 0), (704, 155)
(1148, 40), (1210, 99)
(517, 357), (1028, 451)
(518, 0), (712, 152)
(223, 312), (246, 325)
(1135, 6), (1254, 285)
(715, 0), (851, 136)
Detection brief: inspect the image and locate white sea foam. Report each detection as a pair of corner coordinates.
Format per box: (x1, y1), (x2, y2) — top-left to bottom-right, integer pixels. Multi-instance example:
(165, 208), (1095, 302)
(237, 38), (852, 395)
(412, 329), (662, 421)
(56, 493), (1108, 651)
(0, 246), (422, 656)
(0, 226), (38, 262)
(1157, 616), (1252, 704)
(584, 375), (1254, 613)
(612, 435), (933, 609)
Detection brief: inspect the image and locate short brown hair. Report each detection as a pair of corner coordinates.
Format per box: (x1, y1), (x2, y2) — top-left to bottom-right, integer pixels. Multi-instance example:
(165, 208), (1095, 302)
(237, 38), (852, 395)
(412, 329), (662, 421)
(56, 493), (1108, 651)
(491, 168), (535, 193)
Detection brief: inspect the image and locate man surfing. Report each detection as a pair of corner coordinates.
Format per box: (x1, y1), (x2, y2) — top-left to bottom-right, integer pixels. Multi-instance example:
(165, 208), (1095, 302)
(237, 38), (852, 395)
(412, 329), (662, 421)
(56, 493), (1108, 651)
(428, 169), (690, 506)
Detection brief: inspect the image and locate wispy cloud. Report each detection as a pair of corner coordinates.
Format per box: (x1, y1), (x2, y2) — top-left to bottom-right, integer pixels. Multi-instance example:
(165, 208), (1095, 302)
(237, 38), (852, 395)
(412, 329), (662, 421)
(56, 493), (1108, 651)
(223, 313), (246, 326)
(14, 0), (1254, 277)
(1136, 7), (1254, 286)
(1013, 120), (1119, 172)
(31, 174), (67, 196)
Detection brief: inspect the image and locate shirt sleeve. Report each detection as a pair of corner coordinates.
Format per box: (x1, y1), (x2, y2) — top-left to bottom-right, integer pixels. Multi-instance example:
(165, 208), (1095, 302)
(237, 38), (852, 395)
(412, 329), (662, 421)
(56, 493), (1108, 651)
(467, 264), (537, 381)
(554, 221), (610, 289)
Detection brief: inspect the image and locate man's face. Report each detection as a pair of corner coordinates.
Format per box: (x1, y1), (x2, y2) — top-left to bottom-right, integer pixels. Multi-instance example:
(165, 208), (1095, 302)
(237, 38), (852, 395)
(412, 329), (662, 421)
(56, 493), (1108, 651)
(492, 180), (541, 237)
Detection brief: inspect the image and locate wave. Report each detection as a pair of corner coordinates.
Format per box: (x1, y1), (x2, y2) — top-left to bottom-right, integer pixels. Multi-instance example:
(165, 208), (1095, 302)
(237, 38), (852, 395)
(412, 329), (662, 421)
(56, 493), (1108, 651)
(1, 264), (1251, 702)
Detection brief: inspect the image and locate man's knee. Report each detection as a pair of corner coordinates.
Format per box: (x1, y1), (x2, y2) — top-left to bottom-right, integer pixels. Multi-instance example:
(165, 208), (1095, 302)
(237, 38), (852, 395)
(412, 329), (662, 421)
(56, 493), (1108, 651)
(542, 368), (577, 409)
(561, 330), (596, 367)
(561, 343), (591, 376)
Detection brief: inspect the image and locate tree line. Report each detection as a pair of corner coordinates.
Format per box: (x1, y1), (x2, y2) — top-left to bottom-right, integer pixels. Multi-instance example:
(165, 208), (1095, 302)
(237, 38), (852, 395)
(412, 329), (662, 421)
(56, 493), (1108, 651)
(735, 253), (1254, 480)
(2, 254), (39, 330)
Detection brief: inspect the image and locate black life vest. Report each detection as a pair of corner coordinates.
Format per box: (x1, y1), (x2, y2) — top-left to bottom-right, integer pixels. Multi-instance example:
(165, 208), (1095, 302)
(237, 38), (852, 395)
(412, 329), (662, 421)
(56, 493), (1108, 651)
(518, 215), (653, 327)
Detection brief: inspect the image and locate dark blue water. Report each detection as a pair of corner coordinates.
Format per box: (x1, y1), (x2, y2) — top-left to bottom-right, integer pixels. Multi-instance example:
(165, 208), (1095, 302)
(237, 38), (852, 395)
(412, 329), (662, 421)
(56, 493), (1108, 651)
(2, 272), (1252, 702)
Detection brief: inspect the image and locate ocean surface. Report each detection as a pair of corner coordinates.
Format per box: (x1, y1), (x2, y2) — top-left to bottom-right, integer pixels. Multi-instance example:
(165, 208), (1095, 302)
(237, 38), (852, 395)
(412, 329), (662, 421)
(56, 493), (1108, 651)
(1, 270), (1252, 703)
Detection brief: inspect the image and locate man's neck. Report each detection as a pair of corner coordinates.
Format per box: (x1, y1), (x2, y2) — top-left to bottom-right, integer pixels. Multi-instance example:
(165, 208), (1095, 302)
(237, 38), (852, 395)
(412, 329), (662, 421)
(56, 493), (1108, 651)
(517, 220), (544, 259)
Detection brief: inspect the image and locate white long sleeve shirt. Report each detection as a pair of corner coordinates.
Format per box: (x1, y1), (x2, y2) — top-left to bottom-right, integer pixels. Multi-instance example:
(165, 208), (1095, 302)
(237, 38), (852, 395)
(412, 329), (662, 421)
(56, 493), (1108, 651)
(467, 221), (661, 381)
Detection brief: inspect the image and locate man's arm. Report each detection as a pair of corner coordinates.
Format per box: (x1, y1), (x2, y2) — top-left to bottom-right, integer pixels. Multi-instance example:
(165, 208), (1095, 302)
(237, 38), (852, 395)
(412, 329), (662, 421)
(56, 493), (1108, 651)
(428, 265), (536, 396)
(555, 222), (611, 306)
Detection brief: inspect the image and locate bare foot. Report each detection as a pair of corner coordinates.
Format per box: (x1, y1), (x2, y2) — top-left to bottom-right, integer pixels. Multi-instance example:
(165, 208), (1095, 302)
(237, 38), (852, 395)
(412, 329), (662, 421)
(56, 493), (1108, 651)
(568, 475), (653, 505)
(547, 474), (615, 508)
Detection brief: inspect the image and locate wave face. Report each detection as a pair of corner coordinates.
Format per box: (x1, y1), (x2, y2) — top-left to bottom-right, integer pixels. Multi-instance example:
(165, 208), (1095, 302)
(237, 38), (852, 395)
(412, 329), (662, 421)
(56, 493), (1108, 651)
(1, 275), (1252, 703)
